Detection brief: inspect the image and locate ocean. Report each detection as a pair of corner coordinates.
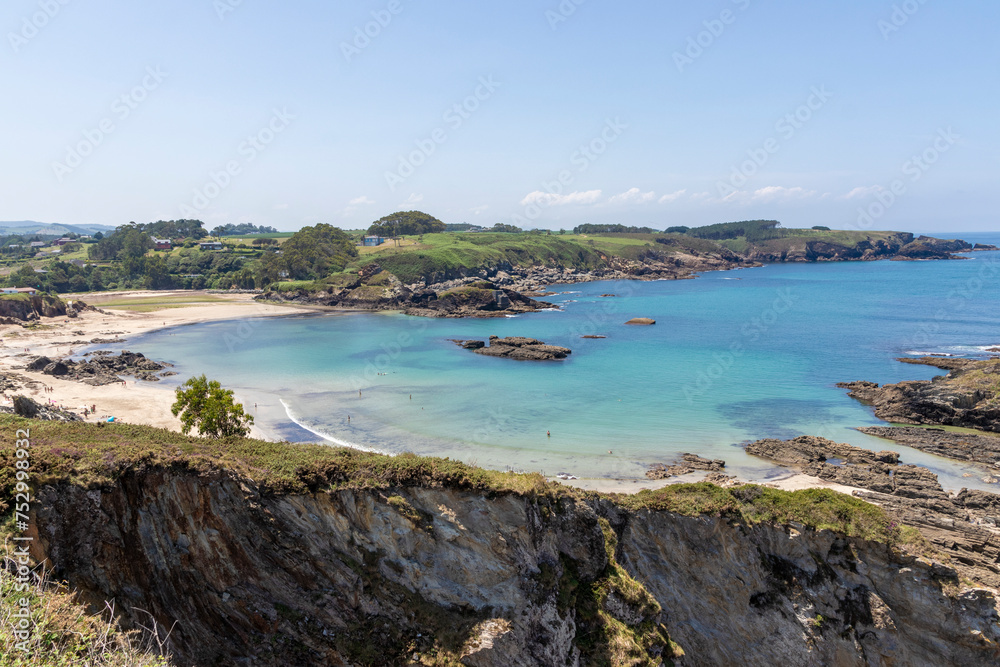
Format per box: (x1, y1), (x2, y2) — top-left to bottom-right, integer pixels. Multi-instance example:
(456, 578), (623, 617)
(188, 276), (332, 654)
(115, 232), (1000, 492)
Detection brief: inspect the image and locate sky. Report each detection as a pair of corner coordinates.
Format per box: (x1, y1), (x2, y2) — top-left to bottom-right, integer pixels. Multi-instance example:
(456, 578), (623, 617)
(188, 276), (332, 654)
(2, 0), (998, 233)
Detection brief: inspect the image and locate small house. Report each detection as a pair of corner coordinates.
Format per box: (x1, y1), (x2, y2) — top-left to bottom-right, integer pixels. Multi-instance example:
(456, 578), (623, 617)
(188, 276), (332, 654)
(362, 235), (386, 247)
(2, 287), (37, 295)
(152, 237), (172, 250)
(199, 241), (224, 251)
(53, 237), (73, 246)
(29, 241), (46, 248)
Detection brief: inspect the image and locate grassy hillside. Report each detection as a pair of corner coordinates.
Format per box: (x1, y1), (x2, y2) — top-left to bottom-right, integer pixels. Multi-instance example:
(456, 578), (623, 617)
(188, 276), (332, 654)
(349, 231), (738, 283)
(353, 233), (611, 283)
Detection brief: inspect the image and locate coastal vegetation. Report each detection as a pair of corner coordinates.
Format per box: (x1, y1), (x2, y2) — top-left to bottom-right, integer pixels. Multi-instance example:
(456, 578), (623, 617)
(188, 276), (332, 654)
(0, 213), (982, 298)
(171, 376), (255, 438)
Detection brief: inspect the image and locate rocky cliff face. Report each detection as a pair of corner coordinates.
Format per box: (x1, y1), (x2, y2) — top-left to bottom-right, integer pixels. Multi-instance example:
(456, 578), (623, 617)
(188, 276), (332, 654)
(0, 294), (70, 323)
(27, 469), (1000, 666)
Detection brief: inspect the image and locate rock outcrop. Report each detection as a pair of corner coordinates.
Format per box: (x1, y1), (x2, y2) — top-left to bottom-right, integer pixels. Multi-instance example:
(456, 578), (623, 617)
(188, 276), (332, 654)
(26, 467), (1000, 666)
(260, 273), (555, 319)
(625, 318), (656, 325)
(0, 395), (82, 421)
(646, 453), (725, 480)
(857, 425), (1000, 468)
(459, 336), (572, 361)
(839, 358), (1000, 433)
(746, 435), (1000, 589)
(0, 294), (81, 323)
(27, 351), (175, 385)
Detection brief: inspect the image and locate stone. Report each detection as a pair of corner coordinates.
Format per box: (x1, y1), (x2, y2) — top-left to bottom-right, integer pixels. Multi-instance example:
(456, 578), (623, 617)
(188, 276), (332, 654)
(625, 318), (655, 325)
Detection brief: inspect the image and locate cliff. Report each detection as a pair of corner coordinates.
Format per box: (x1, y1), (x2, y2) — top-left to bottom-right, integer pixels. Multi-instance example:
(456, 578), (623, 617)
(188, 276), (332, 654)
(6, 417), (1000, 666)
(0, 293), (72, 323)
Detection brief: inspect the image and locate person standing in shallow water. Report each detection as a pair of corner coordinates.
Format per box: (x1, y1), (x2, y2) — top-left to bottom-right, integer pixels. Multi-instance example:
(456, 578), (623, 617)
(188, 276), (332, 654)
(547, 431), (550, 437)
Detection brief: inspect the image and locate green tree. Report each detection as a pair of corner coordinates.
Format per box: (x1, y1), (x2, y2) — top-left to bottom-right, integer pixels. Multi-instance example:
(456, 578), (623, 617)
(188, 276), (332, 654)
(367, 211), (445, 237)
(171, 375), (254, 438)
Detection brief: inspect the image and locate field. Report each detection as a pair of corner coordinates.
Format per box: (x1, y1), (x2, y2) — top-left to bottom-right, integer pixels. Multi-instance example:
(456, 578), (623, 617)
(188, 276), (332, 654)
(85, 293), (226, 312)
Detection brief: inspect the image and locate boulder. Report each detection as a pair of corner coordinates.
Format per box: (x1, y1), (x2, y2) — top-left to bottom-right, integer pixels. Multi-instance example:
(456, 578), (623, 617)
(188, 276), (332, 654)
(12, 395), (39, 418)
(625, 318), (655, 325)
(42, 361), (69, 376)
(26, 356), (52, 371)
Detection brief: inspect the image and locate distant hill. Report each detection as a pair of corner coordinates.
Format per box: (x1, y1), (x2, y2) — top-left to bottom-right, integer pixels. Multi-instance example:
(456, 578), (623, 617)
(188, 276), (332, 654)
(0, 221), (117, 236)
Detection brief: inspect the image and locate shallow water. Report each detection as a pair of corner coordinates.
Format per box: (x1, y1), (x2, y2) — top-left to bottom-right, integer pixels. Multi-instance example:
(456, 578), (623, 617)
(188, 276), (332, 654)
(114, 233), (1000, 492)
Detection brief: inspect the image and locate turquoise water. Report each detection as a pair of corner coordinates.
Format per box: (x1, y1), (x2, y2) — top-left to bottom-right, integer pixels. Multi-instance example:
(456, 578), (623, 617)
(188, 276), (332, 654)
(117, 233), (1000, 491)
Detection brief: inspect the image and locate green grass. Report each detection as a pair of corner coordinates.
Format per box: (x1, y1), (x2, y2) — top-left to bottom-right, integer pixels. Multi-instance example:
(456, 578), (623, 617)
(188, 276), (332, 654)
(616, 483), (899, 543)
(352, 233), (611, 283)
(91, 294), (227, 311)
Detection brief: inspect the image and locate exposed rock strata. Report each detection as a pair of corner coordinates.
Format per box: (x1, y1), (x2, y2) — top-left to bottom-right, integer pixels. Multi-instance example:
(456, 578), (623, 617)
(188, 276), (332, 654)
(646, 453), (725, 480)
(857, 425), (1000, 468)
(27, 469), (1000, 666)
(839, 358), (1000, 433)
(746, 435), (1000, 589)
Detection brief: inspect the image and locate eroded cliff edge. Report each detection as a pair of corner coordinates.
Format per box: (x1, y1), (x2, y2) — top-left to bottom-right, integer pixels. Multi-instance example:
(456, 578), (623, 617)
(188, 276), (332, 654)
(9, 417), (999, 666)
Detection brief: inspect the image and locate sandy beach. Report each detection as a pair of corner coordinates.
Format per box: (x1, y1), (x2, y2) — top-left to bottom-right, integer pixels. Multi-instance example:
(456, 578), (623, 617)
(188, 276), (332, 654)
(0, 290), (324, 439)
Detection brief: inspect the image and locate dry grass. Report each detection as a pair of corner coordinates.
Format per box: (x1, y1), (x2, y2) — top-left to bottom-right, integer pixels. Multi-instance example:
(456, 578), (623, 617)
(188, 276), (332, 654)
(0, 537), (175, 666)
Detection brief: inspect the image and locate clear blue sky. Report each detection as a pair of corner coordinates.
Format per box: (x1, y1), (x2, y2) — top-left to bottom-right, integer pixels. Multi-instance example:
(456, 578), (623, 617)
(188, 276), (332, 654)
(3, 0), (997, 232)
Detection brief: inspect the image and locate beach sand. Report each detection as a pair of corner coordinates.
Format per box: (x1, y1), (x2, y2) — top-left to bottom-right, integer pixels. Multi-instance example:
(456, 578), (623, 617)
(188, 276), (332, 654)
(0, 290), (323, 438)
(549, 472), (867, 496)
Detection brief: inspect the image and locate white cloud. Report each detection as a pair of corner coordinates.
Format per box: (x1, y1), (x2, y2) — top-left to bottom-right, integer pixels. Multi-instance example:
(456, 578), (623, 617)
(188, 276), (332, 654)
(751, 185), (815, 202)
(609, 187), (656, 204)
(349, 196), (375, 206)
(841, 185), (882, 200)
(520, 189), (602, 207)
(658, 189), (687, 203)
(470, 204), (489, 215)
(399, 193), (424, 207)
(720, 186), (817, 204)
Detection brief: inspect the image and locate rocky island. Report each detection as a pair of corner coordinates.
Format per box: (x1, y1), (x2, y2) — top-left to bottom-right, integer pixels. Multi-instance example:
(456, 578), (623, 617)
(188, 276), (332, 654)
(452, 335), (572, 360)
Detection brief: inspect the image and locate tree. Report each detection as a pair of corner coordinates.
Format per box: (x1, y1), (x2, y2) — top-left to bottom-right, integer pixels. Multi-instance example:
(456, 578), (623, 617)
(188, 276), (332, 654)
(171, 375), (254, 438)
(278, 223), (357, 280)
(367, 211), (445, 237)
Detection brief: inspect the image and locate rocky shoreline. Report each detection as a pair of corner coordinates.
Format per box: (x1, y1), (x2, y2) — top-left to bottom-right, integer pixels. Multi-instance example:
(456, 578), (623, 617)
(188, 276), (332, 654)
(745, 434), (1000, 588)
(24, 350), (176, 385)
(838, 357), (1000, 433)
